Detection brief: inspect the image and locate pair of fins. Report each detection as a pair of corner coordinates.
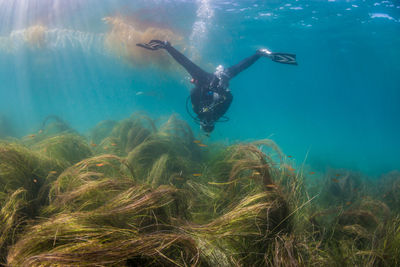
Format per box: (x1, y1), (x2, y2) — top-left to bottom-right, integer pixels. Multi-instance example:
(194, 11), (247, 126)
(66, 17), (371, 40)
(136, 40), (298, 65)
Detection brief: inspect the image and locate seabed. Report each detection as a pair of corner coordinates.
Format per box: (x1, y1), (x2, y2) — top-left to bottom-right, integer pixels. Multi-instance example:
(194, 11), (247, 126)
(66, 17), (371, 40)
(0, 113), (399, 266)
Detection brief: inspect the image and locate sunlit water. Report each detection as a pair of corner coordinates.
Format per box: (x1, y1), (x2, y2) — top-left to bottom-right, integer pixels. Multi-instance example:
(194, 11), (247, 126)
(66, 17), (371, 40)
(0, 0), (399, 176)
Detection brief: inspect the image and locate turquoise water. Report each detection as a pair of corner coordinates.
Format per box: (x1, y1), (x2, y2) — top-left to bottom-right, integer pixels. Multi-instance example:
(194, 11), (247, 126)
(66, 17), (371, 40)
(0, 0), (399, 176)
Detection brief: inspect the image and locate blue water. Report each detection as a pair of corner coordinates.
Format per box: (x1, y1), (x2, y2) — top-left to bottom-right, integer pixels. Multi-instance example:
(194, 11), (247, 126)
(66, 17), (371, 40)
(0, 0), (399, 176)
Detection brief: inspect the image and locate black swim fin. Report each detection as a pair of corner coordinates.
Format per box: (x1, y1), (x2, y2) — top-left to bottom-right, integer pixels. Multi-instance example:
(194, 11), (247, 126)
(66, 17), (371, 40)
(136, 40), (169, 51)
(136, 42), (159, 50)
(270, 53), (298, 65)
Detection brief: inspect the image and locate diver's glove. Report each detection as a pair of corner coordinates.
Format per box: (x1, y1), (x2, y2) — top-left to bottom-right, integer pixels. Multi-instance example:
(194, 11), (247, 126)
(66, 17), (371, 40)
(136, 40), (170, 50)
(257, 48), (298, 65)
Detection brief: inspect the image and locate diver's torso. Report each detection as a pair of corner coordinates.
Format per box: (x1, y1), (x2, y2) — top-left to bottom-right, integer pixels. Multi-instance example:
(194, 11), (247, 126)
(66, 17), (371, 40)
(190, 75), (233, 122)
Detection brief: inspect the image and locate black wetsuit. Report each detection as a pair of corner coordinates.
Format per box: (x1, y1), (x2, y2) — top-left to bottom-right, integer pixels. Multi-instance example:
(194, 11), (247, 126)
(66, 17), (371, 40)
(137, 40), (297, 132)
(163, 44), (262, 130)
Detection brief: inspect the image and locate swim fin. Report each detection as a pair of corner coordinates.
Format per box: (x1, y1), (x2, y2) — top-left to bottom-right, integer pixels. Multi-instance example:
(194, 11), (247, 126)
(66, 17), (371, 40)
(136, 40), (169, 51)
(270, 53), (298, 65)
(136, 42), (159, 50)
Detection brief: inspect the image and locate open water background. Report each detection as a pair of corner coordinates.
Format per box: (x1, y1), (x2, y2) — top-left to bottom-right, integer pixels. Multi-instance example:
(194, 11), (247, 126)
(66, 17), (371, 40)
(0, 0), (399, 176)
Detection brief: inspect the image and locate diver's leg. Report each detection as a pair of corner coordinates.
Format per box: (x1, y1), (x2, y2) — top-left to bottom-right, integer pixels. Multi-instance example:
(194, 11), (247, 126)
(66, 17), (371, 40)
(164, 45), (212, 82)
(137, 40), (212, 82)
(226, 54), (261, 79)
(226, 48), (298, 79)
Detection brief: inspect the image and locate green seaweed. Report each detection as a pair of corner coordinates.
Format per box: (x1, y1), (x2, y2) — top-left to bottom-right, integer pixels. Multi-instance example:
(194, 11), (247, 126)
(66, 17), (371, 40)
(0, 143), (62, 202)
(31, 134), (93, 167)
(0, 113), (399, 266)
(7, 185), (198, 267)
(43, 154), (134, 215)
(0, 142), (64, 262)
(88, 119), (117, 145)
(379, 171), (400, 213)
(39, 115), (74, 136)
(100, 112), (156, 156)
(0, 189), (28, 263)
(127, 115), (201, 185)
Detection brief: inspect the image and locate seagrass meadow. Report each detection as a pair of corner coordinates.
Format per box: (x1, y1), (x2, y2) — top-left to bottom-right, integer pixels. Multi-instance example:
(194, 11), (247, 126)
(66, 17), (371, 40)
(0, 0), (400, 265)
(0, 113), (399, 267)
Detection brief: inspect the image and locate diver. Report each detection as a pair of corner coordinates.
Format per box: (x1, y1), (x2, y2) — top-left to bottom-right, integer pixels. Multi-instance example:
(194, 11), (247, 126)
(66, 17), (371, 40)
(137, 40), (297, 134)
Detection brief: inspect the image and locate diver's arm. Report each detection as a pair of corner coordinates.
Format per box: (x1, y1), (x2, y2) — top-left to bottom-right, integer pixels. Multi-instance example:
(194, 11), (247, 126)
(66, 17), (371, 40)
(137, 40), (211, 82)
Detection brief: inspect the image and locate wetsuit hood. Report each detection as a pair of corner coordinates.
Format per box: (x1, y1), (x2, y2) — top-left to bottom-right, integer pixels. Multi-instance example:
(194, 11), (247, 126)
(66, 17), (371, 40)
(200, 121), (215, 133)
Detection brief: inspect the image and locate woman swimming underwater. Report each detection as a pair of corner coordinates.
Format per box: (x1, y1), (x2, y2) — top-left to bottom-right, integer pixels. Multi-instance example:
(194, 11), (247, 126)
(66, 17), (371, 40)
(137, 40), (297, 134)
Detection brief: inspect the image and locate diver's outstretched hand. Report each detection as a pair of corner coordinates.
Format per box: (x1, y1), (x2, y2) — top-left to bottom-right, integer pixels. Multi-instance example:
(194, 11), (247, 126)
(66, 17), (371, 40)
(257, 48), (298, 65)
(136, 40), (170, 51)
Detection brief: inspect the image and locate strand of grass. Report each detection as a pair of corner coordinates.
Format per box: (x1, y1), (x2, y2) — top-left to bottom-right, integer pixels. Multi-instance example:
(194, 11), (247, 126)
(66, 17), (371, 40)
(48, 154), (133, 202)
(296, 148), (309, 182)
(0, 189), (27, 264)
(252, 139), (284, 162)
(147, 153), (169, 187)
(13, 231), (200, 266)
(44, 178), (136, 214)
(8, 190), (199, 266)
(158, 114), (195, 145)
(207, 178), (243, 186)
(31, 134), (92, 166)
(271, 193), (320, 234)
(189, 191), (287, 240)
(0, 143), (63, 203)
